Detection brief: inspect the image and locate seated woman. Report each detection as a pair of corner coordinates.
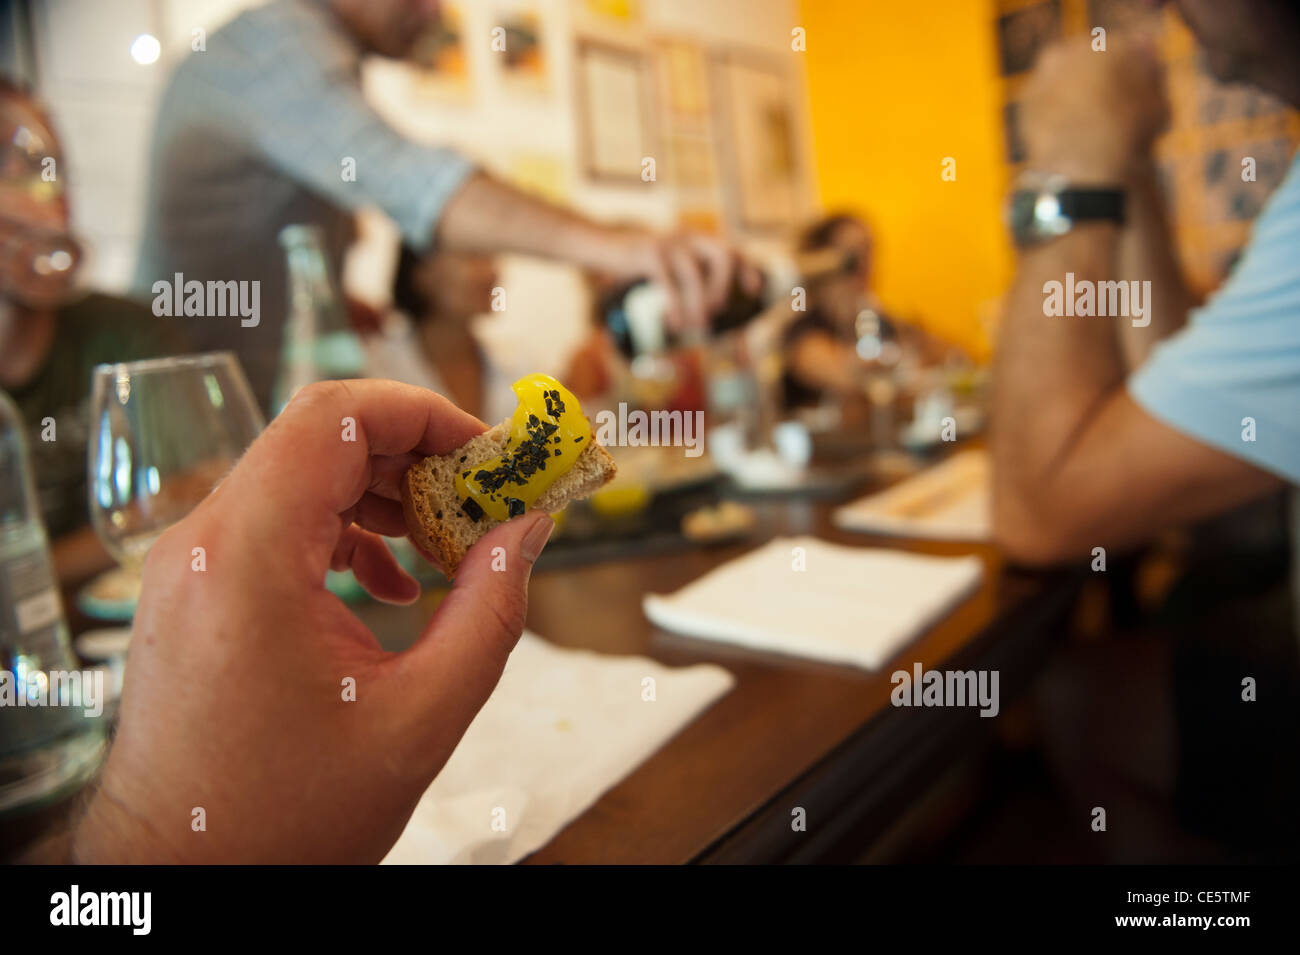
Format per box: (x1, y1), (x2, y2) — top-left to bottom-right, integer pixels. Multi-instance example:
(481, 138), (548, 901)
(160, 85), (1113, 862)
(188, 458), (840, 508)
(1, 81), (191, 585)
(781, 213), (949, 411)
(363, 244), (513, 423)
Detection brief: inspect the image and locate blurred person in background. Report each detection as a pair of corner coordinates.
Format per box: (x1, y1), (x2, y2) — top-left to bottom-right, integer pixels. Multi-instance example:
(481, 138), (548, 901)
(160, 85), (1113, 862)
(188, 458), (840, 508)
(781, 213), (950, 411)
(991, 0), (1300, 859)
(362, 244), (513, 423)
(134, 0), (755, 415)
(992, 8), (1298, 568)
(0, 79), (189, 585)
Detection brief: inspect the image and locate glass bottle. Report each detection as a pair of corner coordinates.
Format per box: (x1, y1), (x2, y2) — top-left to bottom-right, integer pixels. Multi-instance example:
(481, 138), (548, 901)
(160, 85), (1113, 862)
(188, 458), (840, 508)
(0, 390), (105, 814)
(272, 224), (366, 415)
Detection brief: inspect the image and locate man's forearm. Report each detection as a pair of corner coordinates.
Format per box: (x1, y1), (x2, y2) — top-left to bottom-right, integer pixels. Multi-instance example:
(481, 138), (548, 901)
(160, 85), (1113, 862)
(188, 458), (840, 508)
(434, 172), (630, 273)
(992, 225), (1127, 500)
(1115, 160), (1196, 367)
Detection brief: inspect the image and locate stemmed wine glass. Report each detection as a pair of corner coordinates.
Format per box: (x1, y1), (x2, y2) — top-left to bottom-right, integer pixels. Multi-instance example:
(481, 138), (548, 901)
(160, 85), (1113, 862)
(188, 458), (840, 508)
(88, 352), (264, 575)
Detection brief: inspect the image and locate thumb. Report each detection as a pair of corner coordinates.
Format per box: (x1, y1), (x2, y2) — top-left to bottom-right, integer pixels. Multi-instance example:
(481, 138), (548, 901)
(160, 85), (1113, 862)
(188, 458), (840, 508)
(395, 511), (554, 754)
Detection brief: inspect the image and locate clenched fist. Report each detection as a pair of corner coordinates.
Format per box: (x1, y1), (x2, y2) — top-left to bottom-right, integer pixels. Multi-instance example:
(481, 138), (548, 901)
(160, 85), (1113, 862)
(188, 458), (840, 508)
(1020, 35), (1171, 183)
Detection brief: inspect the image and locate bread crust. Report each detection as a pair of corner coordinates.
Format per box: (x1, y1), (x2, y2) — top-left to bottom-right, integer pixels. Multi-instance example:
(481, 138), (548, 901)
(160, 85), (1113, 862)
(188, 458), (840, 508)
(401, 420), (616, 577)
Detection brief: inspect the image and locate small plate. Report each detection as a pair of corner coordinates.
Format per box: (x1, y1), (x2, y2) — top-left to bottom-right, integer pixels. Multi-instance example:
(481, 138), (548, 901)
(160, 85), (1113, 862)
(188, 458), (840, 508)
(76, 567), (142, 621)
(74, 626), (133, 661)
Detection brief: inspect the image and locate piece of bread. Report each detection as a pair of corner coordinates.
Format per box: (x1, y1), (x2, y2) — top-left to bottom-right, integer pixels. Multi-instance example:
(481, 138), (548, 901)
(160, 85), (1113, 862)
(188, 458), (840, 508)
(402, 420), (617, 576)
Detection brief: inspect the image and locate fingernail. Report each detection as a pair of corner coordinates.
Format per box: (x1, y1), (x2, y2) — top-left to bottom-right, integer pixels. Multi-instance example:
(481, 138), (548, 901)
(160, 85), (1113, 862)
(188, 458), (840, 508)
(520, 514), (555, 563)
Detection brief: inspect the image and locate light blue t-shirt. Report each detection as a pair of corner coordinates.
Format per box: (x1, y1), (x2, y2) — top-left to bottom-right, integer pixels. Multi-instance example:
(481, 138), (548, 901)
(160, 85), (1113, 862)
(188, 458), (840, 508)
(1129, 151), (1300, 482)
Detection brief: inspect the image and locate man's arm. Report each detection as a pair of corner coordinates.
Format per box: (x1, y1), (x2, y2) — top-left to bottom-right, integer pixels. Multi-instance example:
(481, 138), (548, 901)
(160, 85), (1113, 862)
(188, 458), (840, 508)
(991, 38), (1281, 565)
(1115, 159), (1197, 368)
(221, 10), (750, 332)
(785, 329), (862, 395)
(434, 171), (754, 331)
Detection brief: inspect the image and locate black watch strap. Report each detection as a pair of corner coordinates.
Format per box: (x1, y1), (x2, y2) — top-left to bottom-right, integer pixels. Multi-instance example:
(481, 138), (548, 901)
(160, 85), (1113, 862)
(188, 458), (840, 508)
(1058, 188), (1125, 224)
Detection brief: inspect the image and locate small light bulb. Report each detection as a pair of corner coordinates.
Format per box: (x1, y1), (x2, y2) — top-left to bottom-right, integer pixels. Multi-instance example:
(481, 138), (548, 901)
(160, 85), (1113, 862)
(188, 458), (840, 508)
(131, 34), (161, 65)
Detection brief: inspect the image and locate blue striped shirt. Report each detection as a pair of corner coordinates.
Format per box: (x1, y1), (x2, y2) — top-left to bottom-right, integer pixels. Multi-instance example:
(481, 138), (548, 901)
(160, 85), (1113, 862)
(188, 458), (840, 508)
(1130, 152), (1300, 483)
(132, 0), (477, 410)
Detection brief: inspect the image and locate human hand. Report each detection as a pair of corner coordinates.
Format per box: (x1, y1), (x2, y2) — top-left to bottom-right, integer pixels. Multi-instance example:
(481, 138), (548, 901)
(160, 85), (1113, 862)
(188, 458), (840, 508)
(72, 380), (555, 863)
(600, 228), (763, 334)
(1020, 35), (1170, 183)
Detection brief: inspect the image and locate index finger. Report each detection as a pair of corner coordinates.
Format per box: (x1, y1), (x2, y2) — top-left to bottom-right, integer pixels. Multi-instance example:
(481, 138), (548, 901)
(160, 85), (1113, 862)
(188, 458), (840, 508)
(223, 379), (486, 552)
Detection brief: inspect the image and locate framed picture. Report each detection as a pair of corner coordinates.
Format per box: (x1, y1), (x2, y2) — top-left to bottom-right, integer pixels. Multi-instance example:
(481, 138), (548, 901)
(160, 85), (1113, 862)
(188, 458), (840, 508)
(665, 130), (717, 190)
(410, 1), (471, 102)
(658, 39), (710, 118)
(713, 53), (801, 231)
(574, 39), (655, 184)
(496, 7), (549, 95)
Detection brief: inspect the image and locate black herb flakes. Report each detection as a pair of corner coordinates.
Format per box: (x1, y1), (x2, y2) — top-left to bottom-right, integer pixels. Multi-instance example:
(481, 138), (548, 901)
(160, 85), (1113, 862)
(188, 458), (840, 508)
(460, 497), (485, 523)
(543, 389), (567, 418)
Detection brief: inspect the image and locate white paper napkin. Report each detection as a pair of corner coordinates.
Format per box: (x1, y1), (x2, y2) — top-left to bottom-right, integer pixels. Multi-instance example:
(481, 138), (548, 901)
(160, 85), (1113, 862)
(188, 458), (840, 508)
(643, 536), (983, 671)
(382, 633), (734, 865)
(834, 449), (991, 540)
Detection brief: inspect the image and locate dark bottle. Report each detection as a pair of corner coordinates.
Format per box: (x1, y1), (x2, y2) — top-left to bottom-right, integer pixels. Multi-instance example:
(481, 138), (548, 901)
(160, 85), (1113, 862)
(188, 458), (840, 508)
(599, 271), (769, 361)
(599, 246), (861, 360)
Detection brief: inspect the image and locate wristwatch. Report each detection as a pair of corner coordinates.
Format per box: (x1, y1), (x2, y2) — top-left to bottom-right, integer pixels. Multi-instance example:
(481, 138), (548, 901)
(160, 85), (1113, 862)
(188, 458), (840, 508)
(1007, 173), (1125, 248)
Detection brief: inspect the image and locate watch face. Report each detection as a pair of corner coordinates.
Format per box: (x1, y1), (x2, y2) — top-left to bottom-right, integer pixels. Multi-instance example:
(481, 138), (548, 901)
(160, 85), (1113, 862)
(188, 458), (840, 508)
(1009, 190), (1037, 235)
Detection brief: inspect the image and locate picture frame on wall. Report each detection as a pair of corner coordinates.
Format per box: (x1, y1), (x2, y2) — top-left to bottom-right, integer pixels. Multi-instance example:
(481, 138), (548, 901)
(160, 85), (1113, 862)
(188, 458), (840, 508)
(658, 39), (710, 119)
(574, 39), (655, 184)
(712, 52), (801, 231)
(409, 0), (472, 102)
(495, 6), (550, 95)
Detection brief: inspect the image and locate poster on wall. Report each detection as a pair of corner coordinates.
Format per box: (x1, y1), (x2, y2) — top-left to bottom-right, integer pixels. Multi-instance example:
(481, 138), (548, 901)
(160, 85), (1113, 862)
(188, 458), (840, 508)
(575, 39), (654, 184)
(666, 131), (717, 190)
(659, 40), (710, 118)
(713, 54), (800, 231)
(410, 1), (471, 101)
(496, 7), (549, 94)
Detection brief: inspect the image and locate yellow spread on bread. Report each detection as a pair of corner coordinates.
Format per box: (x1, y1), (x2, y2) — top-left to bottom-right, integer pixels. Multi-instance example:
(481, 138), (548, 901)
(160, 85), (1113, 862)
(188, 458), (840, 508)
(454, 374), (593, 522)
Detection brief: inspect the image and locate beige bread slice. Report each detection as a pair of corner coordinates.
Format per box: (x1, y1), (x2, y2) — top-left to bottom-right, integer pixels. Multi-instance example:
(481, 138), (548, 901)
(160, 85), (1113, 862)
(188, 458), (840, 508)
(402, 420), (617, 577)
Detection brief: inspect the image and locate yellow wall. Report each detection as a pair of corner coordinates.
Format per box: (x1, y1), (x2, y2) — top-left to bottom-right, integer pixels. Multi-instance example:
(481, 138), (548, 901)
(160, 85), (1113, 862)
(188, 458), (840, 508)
(798, 0), (1014, 360)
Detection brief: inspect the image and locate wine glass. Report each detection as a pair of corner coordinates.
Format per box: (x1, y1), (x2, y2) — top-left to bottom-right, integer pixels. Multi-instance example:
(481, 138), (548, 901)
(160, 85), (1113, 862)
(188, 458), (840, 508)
(88, 353), (264, 574)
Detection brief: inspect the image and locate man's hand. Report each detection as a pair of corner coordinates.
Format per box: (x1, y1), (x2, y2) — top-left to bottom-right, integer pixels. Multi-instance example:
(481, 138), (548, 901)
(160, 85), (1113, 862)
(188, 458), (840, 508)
(1020, 35), (1170, 182)
(596, 228), (763, 335)
(71, 380), (554, 863)
(436, 171), (760, 335)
